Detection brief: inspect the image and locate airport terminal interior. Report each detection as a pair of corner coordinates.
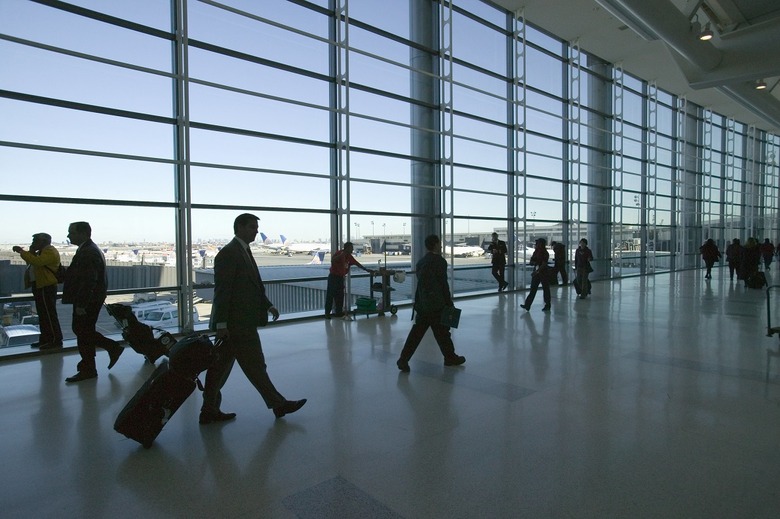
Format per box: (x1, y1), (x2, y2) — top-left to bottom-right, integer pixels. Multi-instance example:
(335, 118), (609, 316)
(4, 270), (780, 517)
(3, 0), (780, 517)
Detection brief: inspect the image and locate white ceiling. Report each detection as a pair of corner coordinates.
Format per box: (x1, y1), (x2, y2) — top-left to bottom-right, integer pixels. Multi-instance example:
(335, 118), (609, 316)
(486, 0), (780, 134)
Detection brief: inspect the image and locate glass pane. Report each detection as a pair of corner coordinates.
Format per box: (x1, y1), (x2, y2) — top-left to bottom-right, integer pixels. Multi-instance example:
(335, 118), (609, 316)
(191, 166), (330, 210)
(0, 41), (173, 116)
(0, 99), (173, 158)
(1, 147), (175, 202)
(0, 1), (171, 70)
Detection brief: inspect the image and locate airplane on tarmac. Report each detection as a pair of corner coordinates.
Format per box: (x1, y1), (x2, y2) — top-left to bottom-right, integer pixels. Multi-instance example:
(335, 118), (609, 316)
(443, 243), (485, 258)
(278, 234), (331, 255)
(257, 233), (331, 256)
(258, 233), (289, 254)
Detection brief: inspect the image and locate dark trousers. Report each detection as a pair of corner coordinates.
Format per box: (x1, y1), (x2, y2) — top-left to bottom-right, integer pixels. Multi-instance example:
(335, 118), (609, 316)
(704, 260), (716, 277)
(202, 326), (285, 413)
(71, 299), (120, 372)
(33, 284), (62, 345)
(524, 272), (551, 308)
(324, 273), (345, 315)
(553, 260), (568, 284)
(491, 263), (505, 286)
(728, 261), (739, 280)
(399, 311), (457, 362)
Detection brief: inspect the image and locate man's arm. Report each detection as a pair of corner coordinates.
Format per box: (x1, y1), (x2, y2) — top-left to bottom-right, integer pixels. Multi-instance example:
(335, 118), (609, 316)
(348, 255), (371, 272)
(211, 248), (239, 331)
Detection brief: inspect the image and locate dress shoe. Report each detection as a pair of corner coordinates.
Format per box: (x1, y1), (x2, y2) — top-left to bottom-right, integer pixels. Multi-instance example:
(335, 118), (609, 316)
(397, 359), (410, 372)
(65, 371), (98, 383)
(107, 346), (124, 369)
(520, 304), (530, 311)
(199, 410), (236, 425)
(273, 399), (307, 419)
(39, 341), (63, 351)
(444, 355), (466, 366)
(542, 305), (551, 312)
(501, 282), (509, 291)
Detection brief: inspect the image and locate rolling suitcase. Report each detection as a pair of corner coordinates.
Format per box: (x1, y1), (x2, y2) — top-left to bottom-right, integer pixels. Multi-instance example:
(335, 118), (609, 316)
(114, 361), (194, 448)
(747, 271), (767, 289)
(114, 335), (220, 448)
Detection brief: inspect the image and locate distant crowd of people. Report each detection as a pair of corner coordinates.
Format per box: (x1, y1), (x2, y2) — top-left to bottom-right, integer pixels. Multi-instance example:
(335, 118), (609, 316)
(702, 236), (779, 286)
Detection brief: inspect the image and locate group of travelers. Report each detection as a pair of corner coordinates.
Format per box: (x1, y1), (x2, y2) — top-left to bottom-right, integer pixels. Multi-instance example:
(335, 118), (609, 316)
(703, 236), (779, 285)
(12, 216), (595, 423)
(516, 238), (593, 312)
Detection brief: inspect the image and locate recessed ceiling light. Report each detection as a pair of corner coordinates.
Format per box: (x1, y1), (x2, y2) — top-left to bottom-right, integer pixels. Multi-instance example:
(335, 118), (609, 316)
(756, 79), (767, 90)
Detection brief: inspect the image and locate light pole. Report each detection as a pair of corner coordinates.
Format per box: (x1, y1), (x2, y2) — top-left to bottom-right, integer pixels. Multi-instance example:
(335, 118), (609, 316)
(530, 211), (536, 241)
(371, 221), (375, 237)
(354, 222), (360, 239)
(403, 222), (406, 238)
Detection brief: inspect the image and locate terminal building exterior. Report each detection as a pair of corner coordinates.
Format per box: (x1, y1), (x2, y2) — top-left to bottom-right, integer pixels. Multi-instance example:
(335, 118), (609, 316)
(1, 1), (780, 517)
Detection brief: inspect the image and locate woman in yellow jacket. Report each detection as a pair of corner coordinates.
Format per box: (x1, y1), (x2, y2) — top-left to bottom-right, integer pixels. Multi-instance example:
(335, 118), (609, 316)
(13, 233), (64, 349)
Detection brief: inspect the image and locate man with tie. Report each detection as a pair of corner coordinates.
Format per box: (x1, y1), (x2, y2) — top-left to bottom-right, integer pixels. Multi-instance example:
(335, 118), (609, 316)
(200, 213), (306, 424)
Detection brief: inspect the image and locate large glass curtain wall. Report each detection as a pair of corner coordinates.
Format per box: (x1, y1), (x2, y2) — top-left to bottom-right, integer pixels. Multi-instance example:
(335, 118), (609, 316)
(1, 0), (778, 340)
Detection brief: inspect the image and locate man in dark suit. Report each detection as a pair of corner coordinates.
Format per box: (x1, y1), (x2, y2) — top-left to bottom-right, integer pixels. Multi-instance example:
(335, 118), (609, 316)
(200, 213), (306, 424)
(62, 221), (124, 383)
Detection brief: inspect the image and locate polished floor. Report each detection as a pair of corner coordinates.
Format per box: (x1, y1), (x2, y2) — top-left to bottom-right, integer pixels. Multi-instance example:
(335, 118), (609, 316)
(3, 268), (780, 518)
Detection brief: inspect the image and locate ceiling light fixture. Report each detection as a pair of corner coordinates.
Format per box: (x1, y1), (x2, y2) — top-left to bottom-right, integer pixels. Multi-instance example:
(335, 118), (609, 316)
(756, 79), (767, 90)
(699, 23), (713, 41)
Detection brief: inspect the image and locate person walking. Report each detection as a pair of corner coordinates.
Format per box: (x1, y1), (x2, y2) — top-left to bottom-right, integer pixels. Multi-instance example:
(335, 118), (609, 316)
(760, 238), (774, 271)
(13, 233), (64, 350)
(725, 238), (742, 281)
(487, 232), (509, 292)
(520, 238), (551, 312)
(551, 241), (568, 285)
(396, 234), (465, 372)
(573, 238), (594, 299)
(200, 213), (306, 424)
(324, 242), (373, 318)
(62, 222), (124, 383)
(700, 238), (721, 279)
(741, 237), (761, 286)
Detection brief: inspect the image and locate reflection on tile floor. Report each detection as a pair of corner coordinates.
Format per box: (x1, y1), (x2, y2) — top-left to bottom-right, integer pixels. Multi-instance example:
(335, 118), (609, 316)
(2, 268), (780, 518)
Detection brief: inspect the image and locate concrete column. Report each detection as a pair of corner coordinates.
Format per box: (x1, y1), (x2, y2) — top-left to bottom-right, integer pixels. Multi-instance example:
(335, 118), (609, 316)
(410, 0), (439, 266)
(585, 57), (612, 275)
(681, 103), (701, 268)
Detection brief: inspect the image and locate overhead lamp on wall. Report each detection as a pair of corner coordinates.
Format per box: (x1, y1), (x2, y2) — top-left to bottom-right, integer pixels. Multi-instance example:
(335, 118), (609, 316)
(699, 23), (713, 41)
(756, 79), (767, 90)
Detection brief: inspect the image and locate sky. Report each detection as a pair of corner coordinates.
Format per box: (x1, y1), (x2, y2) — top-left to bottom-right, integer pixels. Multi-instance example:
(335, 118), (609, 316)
(2, 0), (770, 247)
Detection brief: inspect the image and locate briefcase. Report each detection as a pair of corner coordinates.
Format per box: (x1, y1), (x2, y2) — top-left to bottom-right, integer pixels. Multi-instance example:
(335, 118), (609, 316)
(440, 306), (462, 328)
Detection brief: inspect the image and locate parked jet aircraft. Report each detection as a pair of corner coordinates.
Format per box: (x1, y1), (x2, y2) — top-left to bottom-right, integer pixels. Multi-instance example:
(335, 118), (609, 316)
(443, 243), (485, 258)
(278, 235), (331, 255)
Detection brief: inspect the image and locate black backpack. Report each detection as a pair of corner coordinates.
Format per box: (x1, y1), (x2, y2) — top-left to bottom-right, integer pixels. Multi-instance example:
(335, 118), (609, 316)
(46, 264), (67, 284)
